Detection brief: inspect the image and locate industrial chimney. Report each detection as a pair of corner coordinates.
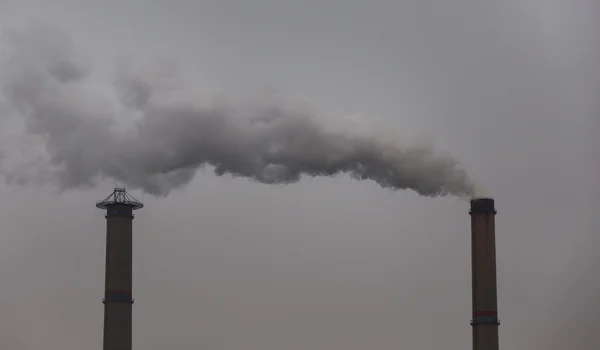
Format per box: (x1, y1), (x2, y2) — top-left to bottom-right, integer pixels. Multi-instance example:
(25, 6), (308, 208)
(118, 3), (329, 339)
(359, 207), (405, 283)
(96, 188), (144, 350)
(470, 197), (499, 350)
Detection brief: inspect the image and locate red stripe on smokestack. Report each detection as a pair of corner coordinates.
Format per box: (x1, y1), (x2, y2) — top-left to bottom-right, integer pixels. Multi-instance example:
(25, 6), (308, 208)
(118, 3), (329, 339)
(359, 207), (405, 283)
(473, 311), (498, 317)
(105, 290), (132, 296)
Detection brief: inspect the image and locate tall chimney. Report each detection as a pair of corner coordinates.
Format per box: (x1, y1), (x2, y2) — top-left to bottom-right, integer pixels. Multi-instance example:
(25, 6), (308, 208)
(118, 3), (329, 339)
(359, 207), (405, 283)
(96, 188), (144, 350)
(470, 197), (499, 350)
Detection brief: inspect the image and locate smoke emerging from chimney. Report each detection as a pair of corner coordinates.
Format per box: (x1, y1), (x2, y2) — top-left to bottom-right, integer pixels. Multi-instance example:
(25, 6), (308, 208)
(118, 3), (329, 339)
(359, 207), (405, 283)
(0, 24), (476, 198)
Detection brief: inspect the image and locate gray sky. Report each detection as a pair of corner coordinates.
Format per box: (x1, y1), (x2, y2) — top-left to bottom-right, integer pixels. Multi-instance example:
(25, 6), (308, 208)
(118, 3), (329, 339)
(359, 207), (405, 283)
(0, 1), (598, 349)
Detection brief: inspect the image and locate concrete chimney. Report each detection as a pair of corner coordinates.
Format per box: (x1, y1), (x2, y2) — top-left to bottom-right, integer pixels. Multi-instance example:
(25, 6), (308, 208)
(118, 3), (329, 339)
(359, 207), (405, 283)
(470, 197), (499, 350)
(96, 188), (143, 350)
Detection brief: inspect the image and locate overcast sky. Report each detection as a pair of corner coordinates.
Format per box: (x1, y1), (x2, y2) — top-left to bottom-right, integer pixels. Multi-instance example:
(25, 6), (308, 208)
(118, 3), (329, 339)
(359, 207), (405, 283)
(0, 1), (598, 349)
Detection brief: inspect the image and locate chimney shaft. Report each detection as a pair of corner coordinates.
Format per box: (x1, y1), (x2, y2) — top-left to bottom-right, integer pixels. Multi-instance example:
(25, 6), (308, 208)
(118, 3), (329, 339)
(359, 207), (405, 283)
(470, 197), (499, 350)
(97, 189), (143, 350)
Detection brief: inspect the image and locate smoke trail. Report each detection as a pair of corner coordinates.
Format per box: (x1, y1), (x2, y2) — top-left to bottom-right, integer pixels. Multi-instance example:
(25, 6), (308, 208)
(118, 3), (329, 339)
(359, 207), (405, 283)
(0, 24), (476, 198)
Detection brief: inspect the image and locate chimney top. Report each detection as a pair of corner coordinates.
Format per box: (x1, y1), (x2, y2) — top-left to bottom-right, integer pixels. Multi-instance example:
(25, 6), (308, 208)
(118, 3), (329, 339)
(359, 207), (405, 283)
(469, 197), (495, 215)
(96, 188), (144, 210)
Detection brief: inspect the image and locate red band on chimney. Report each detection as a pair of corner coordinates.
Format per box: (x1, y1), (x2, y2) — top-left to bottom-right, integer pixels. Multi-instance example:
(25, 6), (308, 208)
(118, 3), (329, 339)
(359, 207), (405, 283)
(105, 290), (132, 296)
(473, 310), (497, 317)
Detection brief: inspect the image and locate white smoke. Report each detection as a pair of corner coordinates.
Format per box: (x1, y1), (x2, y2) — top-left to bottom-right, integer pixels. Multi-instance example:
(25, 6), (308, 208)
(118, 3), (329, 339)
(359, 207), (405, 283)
(0, 24), (476, 198)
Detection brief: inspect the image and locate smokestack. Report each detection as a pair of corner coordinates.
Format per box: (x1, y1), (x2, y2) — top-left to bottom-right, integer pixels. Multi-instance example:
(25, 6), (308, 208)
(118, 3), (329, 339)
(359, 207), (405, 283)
(469, 198), (500, 350)
(469, 197), (499, 350)
(96, 188), (143, 350)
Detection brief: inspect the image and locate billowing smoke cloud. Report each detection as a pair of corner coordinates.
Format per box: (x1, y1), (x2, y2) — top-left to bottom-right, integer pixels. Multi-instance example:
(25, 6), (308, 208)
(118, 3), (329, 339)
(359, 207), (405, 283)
(0, 24), (476, 198)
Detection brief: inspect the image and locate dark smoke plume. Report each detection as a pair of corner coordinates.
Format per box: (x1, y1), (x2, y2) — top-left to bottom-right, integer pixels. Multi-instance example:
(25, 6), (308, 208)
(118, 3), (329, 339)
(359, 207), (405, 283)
(0, 24), (476, 197)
